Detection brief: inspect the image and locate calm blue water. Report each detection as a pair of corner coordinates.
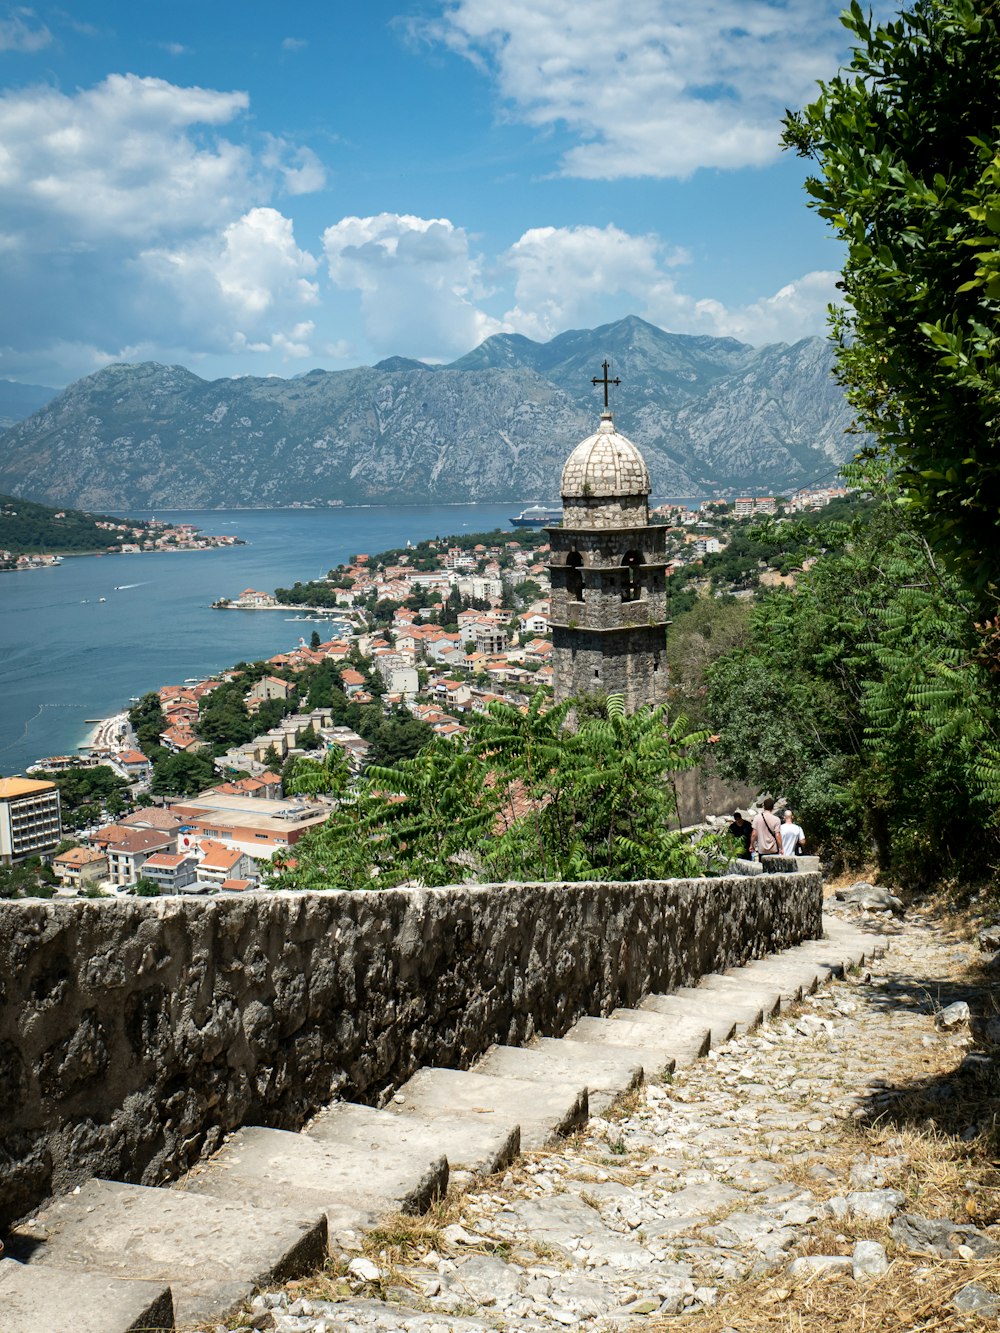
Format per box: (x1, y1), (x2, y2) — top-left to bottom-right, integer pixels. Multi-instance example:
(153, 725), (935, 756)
(0, 503), (523, 776)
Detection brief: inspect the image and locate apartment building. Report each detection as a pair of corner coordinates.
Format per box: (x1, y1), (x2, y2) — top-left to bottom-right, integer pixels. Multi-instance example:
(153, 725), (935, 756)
(0, 777), (62, 865)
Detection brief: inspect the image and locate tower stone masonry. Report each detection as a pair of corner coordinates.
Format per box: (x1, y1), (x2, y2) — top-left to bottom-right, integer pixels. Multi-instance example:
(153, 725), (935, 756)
(547, 408), (669, 711)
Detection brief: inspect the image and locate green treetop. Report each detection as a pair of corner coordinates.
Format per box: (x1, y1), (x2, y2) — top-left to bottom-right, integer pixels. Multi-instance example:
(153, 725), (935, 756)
(783, 0), (1000, 602)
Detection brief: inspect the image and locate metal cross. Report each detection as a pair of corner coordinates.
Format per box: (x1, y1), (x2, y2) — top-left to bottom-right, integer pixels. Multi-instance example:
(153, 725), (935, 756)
(591, 360), (621, 409)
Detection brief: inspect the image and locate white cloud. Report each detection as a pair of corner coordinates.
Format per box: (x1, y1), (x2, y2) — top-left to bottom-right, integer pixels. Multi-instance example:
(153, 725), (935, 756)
(671, 270), (841, 344)
(504, 224), (684, 339)
(423, 0), (851, 178)
(322, 212), (505, 361)
(0, 74), (256, 243)
(282, 36), (307, 52)
(0, 75), (336, 381)
(500, 222), (836, 345)
(261, 135), (327, 196)
(148, 207), (318, 316)
(160, 42), (192, 56)
(0, 7), (51, 52)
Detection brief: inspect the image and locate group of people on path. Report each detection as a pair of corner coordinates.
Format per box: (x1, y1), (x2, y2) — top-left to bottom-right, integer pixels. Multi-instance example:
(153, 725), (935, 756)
(729, 798), (805, 860)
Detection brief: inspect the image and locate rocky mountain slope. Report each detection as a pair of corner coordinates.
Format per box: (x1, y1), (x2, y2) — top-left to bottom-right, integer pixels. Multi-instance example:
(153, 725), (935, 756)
(0, 378), (57, 430)
(0, 317), (858, 508)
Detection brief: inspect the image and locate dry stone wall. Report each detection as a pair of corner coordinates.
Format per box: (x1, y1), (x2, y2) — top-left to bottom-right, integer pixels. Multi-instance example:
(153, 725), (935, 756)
(0, 873), (821, 1231)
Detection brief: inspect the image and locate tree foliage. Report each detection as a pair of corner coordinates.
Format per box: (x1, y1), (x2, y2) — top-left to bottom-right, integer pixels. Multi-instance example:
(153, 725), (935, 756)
(783, 0), (1000, 600)
(266, 694), (721, 891)
(705, 477), (1000, 883)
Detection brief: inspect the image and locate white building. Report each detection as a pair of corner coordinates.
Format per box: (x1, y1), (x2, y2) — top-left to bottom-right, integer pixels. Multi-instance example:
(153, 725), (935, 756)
(0, 777), (62, 866)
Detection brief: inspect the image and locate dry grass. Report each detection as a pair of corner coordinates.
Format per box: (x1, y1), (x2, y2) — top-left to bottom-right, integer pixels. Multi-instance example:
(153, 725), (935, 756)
(650, 1256), (1000, 1333)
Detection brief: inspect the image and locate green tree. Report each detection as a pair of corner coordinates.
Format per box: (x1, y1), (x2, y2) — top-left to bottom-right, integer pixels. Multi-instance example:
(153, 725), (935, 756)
(266, 694), (719, 892)
(310, 629), (321, 649)
(283, 747), (351, 798)
(129, 692), (165, 753)
(150, 750), (216, 797)
(197, 683), (255, 748)
(706, 482), (1000, 882)
(783, 0), (1000, 601)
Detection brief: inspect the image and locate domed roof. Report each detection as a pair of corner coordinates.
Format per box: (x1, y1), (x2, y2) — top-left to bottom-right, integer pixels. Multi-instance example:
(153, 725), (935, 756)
(561, 412), (651, 499)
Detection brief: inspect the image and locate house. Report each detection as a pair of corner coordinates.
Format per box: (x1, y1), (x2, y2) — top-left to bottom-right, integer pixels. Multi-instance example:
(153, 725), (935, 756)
(197, 839), (258, 887)
(120, 809), (185, 837)
(247, 676), (293, 709)
(52, 845), (108, 890)
(341, 668), (366, 697)
(141, 852), (198, 893)
(475, 625), (508, 655)
(114, 750), (151, 782)
(160, 725), (202, 753)
(518, 604), (550, 635)
(105, 828), (175, 887)
(234, 588), (278, 608)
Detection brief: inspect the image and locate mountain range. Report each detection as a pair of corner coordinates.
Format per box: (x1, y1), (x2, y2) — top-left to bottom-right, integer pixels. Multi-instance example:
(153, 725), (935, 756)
(0, 317), (858, 509)
(0, 378), (58, 430)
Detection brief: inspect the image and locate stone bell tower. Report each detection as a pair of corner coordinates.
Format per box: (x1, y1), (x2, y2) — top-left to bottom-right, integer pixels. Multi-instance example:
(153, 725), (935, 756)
(547, 365), (669, 711)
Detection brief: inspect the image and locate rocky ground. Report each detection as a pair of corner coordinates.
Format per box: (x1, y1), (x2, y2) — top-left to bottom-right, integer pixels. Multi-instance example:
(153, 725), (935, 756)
(208, 891), (1000, 1333)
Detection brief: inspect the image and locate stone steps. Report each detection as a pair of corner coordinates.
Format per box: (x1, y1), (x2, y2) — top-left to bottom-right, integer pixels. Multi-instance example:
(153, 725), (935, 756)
(473, 1040), (644, 1117)
(178, 1123), (448, 1235)
(389, 1066), (590, 1152)
(4, 1177), (328, 1330)
(5, 915), (885, 1332)
(0, 1258), (175, 1333)
(306, 1098), (520, 1181)
(640, 989), (764, 1038)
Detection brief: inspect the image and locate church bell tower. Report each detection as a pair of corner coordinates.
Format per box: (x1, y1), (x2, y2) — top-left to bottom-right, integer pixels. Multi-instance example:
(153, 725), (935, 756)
(547, 364), (669, 711)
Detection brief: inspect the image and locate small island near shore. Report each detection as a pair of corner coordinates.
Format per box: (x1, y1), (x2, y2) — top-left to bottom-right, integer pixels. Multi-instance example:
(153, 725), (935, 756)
(0, 491), (244, 570)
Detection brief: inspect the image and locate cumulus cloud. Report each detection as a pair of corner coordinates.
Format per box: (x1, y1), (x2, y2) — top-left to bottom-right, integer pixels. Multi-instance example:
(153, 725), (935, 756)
(323, 212), (505, 361)
(0, 74), (330, 380)
(500, 222), (837, 346)
(422, 0), (852, 178)
(0, 74), (256, 243)
(146, 206), (319, 320)
(504, 224), (685, 339)
(261, 135), (327, 195)
(0, 7), (51, 52)
(282, 36), (307, 51)
(669, 270), (841, 344)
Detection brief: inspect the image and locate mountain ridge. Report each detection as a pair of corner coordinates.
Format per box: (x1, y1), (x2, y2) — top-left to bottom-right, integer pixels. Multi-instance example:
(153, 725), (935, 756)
(0, 317), (858, 509)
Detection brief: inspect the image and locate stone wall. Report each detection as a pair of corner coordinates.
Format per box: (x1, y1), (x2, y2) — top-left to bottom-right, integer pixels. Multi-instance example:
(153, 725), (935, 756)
(0, 873), (821, 1231)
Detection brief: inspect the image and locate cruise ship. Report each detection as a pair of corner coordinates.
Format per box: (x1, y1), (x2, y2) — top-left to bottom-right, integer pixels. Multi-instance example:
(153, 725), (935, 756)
(509, 505), (562, 528)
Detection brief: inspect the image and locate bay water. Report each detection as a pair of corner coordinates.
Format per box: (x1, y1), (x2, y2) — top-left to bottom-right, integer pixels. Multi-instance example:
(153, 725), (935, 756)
(0, 503), (521, 776)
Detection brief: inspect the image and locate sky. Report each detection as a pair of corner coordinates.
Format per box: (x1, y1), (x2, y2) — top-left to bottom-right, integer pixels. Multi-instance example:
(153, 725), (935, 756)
(0, 1), (872, 388)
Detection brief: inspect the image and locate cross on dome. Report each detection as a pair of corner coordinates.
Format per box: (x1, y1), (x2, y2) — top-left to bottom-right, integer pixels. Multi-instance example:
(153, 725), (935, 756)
(591, 360), (621, 411)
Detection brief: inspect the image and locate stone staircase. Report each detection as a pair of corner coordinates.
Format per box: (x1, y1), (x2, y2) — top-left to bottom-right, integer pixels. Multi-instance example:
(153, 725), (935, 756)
(0, 916), (884, 1333)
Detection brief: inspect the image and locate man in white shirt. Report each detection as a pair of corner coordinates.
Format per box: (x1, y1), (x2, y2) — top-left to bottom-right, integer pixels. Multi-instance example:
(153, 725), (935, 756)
(781, 809), (806, 857)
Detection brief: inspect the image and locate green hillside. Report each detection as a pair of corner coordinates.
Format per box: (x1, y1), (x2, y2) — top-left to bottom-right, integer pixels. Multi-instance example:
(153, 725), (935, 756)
(0, 492), (146, 555)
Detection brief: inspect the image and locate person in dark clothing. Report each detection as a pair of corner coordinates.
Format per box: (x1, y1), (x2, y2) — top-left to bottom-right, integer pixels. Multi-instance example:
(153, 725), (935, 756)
(729, 810), (753, 858)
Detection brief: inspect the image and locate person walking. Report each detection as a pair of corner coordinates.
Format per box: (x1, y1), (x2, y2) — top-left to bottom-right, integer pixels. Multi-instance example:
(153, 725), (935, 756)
(729, 811), (753, 859)
(781, 809), (806, 857)
(750, 797), (783, 858)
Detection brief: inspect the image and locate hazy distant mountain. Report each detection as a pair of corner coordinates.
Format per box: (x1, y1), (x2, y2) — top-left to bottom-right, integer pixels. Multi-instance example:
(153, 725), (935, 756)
(0, 379), (58, 429)
(0, 318), (858, 509)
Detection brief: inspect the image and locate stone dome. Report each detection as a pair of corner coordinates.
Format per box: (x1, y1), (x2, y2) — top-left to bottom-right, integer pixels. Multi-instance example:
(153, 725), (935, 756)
(561, 412), (651, 499)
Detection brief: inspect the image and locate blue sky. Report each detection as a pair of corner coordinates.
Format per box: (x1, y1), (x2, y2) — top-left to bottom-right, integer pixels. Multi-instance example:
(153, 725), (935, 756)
(0, 1), (869, 387)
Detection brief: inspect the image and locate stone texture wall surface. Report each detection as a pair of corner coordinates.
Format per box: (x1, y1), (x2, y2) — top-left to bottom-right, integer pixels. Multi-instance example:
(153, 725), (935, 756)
(0, 874), (821, 1231)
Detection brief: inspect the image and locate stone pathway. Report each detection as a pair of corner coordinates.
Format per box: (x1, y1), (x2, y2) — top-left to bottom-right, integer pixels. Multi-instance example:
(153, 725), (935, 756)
(221, 903), (1000, 1333)
(6, 902), (998, 1333)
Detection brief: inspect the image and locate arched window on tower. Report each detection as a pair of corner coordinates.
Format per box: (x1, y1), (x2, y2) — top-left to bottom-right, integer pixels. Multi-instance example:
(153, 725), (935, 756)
(566, 551), (584, 603)
(621, 550), (643, 602)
